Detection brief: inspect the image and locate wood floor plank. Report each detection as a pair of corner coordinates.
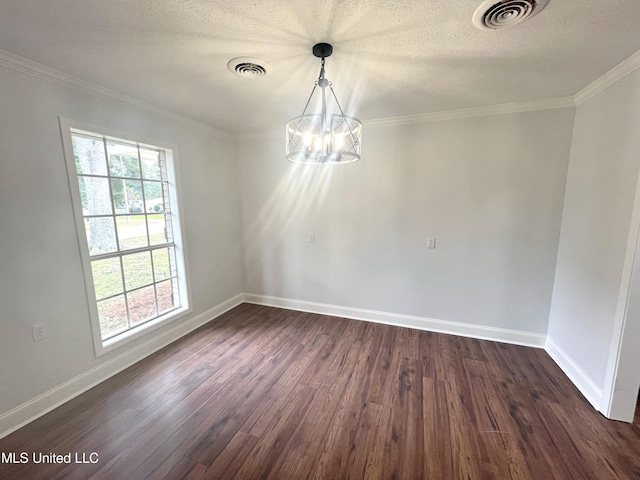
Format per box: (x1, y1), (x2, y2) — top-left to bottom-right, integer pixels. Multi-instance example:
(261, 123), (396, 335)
(287, 382), (349, 460)
(362, 396), (394, 480)
(203, 432), (260, 479)
(422, 377), (455, 480)
(238, 334), (340, 438)
(183, 342), (308, 467)
(365, 325), (397, 405)
(274, 450), (315, 480)
(235, 385), (317, 480)
(444, 366), (487, 479)
(61, 376), (227, 479)
(1, 304), (640, 480)
(382, 357), (424, 479)
(309, 328), (380, 478)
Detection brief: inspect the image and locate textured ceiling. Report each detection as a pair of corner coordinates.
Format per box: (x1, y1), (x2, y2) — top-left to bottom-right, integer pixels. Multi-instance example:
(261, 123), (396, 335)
(1, 0), (639, 134)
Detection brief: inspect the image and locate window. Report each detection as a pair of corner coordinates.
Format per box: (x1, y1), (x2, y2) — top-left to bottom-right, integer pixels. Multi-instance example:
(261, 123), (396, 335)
(60, 119), (190, 355)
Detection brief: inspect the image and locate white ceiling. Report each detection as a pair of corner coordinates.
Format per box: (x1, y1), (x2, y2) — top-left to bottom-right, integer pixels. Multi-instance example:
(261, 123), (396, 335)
(1, 0), (639, 135)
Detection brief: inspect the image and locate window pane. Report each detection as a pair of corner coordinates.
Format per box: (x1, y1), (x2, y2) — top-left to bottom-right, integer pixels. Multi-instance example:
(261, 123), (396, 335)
(152, 248), (170, 281)
(85, 216), (117, 255)
(107, 141), (140, 178)
(140, 148), (162, 180)
(79, 176), (112, 215)
(122, 251), (153, 290)
(157, 279), (178, 314)
(143, 181), (164, 213)
(111, 178), (144, 214)
(149, 214), (169, 246)
(116, 215), (149, 251)
(73, 135), (107, 176)
(97, 295), (128, 338)
(91, 258), (123, 300)
(128, 285), (157, 325)
(111, 179), (126, 214)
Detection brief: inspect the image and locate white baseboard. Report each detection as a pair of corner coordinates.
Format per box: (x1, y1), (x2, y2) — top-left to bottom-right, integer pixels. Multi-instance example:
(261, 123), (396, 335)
(243, 293), (546, 348)
(544, 337), (603, 410)
(2, 293), (605, 440)
(0, 293), (243, 440)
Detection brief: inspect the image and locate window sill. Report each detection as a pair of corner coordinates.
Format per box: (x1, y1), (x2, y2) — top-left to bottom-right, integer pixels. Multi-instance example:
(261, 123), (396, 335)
(96, 305), (191, 357)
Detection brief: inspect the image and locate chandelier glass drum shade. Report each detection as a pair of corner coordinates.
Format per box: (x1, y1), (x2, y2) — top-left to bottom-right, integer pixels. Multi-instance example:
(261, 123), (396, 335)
(286, 43), (362, 164)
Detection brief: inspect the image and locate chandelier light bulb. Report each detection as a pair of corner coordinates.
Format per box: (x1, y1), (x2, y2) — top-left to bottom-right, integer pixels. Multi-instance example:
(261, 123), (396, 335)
(303, 132), (313, 147)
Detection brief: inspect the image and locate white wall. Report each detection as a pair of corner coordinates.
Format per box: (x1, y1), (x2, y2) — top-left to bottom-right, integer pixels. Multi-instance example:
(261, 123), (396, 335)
(239, 109), (575, 334)
(548, 67), (640, 410)
(0, 62), (244, 419)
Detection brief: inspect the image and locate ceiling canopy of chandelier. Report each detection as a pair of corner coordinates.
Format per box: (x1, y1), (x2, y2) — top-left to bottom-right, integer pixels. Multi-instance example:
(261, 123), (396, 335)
(285, 43), (362, 165)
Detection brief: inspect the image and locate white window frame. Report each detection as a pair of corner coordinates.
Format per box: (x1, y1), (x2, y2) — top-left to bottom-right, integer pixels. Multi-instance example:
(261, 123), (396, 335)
(59, 118), (192, 357)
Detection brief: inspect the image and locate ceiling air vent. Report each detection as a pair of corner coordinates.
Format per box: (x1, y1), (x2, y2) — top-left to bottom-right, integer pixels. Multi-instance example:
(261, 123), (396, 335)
(227, 57), (272, 78)
(473, 0), (550, 30)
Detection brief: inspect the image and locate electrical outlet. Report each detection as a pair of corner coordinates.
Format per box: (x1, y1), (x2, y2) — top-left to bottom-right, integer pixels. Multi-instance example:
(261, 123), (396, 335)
(309, 233), (315, 243)
(427, 237), (436, 249)
(32, 323), (46, 342)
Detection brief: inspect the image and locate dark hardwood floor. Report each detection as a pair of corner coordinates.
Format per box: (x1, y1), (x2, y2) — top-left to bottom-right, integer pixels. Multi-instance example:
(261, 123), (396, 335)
(1, 303), (640, 479)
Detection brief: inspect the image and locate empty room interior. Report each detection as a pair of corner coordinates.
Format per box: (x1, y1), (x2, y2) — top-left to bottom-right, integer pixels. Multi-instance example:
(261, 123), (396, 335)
(2, 0), (640, 478)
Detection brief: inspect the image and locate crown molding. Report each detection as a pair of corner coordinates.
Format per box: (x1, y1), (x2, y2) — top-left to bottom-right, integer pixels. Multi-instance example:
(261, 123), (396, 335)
(362, 97), (575, 129)
(235, 97), (575, 141)
(0, 48), (233, 140)
(574, 49), (640, 106)
(234, 129), (282, 141)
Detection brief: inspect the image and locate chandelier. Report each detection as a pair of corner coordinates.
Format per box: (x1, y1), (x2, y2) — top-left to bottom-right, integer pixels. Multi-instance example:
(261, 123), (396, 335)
(285, 43), (362, 164)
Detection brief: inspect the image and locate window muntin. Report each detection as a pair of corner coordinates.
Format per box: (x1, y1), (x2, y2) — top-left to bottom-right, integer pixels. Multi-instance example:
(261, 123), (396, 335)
(68, 128), (186, 344)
